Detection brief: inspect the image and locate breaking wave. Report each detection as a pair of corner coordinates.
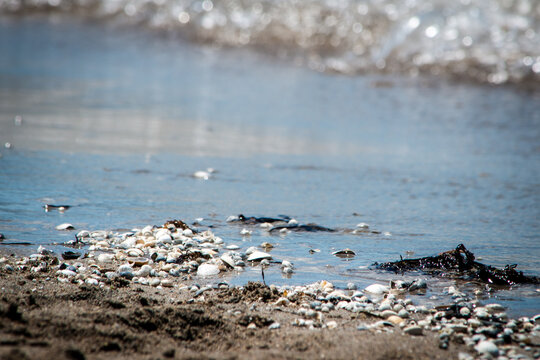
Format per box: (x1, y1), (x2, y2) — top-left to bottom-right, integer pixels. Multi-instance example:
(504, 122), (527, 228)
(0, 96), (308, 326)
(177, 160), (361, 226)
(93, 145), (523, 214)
(2, 0), (540, 84)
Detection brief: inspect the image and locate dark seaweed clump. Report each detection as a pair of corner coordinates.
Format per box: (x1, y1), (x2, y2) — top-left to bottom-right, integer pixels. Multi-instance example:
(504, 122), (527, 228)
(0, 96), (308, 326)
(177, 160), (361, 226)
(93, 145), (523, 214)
(374, 244), (539, 286)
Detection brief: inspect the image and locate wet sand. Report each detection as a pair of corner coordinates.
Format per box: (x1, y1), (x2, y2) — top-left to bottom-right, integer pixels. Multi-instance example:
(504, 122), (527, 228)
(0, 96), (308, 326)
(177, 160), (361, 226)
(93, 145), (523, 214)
(0, 255), (470, 360)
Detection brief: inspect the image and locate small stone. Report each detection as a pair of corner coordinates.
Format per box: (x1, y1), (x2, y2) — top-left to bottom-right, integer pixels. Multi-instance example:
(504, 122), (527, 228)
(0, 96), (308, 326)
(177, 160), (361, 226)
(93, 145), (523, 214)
(161, 279), (173, 287)
(460, 307), (471, 317)
(475, 340), (499, 357)
(56, 223), (75, 231)
(485, 304), (504, 313)
(326, 321), (338, 329)
(387, 315), (404, 326)
(269, 322), (280, 330)
(381, 310), (398, 319)
(404, 326), (423, 336)
(247, 323), (257, 329)
(398, 309), (410, 318)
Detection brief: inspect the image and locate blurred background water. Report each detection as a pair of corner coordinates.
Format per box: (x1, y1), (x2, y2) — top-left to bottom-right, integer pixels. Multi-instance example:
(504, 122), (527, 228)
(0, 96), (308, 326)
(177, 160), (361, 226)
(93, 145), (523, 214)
(0, 1), (539, 315)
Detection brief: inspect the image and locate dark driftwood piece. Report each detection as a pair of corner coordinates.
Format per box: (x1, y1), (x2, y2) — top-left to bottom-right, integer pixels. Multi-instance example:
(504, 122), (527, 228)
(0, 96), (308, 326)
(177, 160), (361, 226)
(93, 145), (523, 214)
(374, 244), (539, 286)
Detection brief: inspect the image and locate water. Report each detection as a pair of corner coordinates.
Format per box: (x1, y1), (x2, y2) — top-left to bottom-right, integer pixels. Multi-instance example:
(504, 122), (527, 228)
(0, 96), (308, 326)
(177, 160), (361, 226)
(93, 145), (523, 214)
(1, 0), (540, 84)
(0, 16), (539, 316)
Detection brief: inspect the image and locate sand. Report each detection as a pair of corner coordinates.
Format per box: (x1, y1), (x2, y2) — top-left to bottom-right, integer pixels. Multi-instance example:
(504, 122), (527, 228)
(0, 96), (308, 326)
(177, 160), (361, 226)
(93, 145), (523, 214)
(0, 256), (469, 360)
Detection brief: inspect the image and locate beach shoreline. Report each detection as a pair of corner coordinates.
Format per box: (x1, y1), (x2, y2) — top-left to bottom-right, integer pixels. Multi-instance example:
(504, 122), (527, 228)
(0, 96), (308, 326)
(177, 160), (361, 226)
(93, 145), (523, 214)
(0, 252), (538, 360)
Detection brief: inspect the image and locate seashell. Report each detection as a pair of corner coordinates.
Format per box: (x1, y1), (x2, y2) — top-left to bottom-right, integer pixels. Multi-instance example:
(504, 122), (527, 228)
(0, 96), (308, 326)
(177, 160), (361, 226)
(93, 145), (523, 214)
(240, 228), (252, 236)
(475, 341), (499, 357)
(136, 264), (153, 277)
(365, 284), (389, 294)
(260, 242), (274, 249)
(387, 315), (404, 325)
(161, 279), (174, 287)
(332, 249), (355, 258)
(221, 254), (235, 268)
(97, 253), (114, 263)
(127, 248), (144, 257)
(77, 230), (90, 238)
(197, 263), (220, 277)
(56, 223), (75, 231)
(269, 322), (281, 330)
(193, 170), (210, 180)
(356, 223), (369, 229)
(247, 251), (272, 262)
(245, 246), (258, 256)
(126, 257), (148, 266)
(226, 244), (240, 250)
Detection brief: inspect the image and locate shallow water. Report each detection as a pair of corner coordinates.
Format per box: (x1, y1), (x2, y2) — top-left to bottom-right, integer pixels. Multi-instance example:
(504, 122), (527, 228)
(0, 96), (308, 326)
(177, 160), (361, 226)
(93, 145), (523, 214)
(1, 17), (539, 316)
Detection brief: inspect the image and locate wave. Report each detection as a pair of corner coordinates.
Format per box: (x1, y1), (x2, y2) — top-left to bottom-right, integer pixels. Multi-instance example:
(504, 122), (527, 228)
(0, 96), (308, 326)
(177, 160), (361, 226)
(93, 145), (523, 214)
(1, 0), (539, 84)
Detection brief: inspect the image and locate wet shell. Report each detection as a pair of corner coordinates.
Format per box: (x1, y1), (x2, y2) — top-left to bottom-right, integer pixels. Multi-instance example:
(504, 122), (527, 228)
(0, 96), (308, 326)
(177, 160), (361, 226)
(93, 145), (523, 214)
(332, 249), (356, 258)
(247, 251), (272, 262)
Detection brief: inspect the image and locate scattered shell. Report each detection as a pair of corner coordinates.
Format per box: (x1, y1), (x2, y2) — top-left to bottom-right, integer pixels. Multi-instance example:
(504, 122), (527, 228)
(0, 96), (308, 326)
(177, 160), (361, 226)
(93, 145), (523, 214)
(247, 251), (272, 262)
(97, 253), (114, 263)
(387, 315), (404, 326)
(56, 223), (75, 231)
(193, 171), (210, 180)
(475, 340), (499, 357)
(226, 244), (240, 250)
(269, 322), (281, 330)
(356, 223), (369, 229)
(240, 228), (252, 236)
(197, 263), (220, 277)
(260, 242), (274, 249)
(365, 284), (389, 294)
(126, 257), (148, 266)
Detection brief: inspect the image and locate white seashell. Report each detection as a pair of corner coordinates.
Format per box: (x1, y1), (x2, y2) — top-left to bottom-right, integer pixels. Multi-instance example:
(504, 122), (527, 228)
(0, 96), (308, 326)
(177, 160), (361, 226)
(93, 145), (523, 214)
(356, 223), (369, 229)
(247, 251), (272, 262)
(127, 248), (144, 257)
(269, 322), (281, 330)
(77, 230), (90, 238)
(226, 215), (239, 222)
(260, 222), (272, 228)
(85, 278), (99, 286)
(182, 229), (193, 236)
(197, 263), (220, 277)
(281, 260), (293, 269)
(288, 219), (298, 225)
(56, 223), (75, 231)
(149, 278), (161, 286)
(136, 265), (153, 277)
(58, 269), (77, 277)
(157, 234), (172, 243)
(475, 341), (499, 357)
(365, 284), (389, 294)
(193, 171), (210, 180)
(240, 228), (252, 236)
(221, 254), (235, 268)
(37, 245), (53, 255)
(326, 321), (338, 329)
(97, 253), (114, 263)
(161, 279), (174, 287)
(213, 237), (224, 244)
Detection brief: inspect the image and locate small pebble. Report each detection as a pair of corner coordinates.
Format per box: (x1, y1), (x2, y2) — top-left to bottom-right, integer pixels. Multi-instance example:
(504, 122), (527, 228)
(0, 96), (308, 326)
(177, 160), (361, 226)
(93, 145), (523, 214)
(269, 322), (280, 330)
(404, 326), (423, 336)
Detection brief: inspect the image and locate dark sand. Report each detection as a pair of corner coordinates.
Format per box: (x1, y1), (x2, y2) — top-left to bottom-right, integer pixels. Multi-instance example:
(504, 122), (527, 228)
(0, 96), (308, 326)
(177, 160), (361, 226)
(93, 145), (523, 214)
(0, 257), (468, 360)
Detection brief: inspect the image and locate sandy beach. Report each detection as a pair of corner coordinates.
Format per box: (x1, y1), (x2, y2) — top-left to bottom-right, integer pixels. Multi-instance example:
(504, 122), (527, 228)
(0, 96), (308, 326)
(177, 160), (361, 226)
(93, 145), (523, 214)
(1, 250), (538, 360)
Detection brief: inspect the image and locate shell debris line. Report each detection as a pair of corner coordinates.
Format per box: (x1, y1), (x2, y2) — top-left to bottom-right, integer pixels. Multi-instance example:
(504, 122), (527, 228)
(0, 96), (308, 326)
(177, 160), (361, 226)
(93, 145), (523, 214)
(2, 219), (540, 360)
